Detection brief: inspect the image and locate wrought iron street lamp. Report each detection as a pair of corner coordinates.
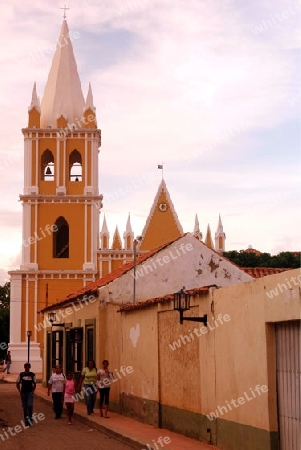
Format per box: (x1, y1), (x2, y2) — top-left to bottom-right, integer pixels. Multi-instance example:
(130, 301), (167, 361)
(48, 312), (64, 327)
(173, 288), (207, 325)
(26, 330), (32, 363)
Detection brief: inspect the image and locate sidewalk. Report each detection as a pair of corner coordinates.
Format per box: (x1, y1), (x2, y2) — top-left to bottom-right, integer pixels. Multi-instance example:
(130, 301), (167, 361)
(1, 372), (218, 450)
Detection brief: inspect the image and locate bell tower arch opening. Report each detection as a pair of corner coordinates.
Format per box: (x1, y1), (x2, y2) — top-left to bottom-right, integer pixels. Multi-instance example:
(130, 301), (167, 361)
(69, 149), (82, 182)
(41, 149), (55, 181)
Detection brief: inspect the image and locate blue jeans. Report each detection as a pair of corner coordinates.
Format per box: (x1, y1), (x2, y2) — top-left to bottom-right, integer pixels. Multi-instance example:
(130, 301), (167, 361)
(84, 384), (96, 414)
(21, 391), (34, 422)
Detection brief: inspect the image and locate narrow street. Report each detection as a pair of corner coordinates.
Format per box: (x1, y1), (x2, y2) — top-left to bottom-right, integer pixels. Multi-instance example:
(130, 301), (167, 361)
(0, 384), (135, 450)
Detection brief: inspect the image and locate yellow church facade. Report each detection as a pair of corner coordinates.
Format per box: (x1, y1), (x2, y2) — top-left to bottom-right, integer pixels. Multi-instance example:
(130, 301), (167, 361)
(9, 19), (226, 372)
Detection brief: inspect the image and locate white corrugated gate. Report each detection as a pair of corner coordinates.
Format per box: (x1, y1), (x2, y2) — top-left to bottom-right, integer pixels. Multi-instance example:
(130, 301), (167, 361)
(276, 321), (301, 450)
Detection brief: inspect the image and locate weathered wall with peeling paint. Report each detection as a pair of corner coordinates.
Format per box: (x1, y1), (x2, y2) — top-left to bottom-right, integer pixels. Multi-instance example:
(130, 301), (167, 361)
(102, 268), (300, 450)
(103, 233), (252, 303)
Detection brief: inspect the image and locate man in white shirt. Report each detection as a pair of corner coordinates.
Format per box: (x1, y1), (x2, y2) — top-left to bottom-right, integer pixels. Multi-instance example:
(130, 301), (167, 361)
(48, 364), (65, 419)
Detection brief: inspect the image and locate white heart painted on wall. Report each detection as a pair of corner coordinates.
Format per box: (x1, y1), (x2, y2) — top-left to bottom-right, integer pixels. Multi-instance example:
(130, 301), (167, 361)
(130, 323), (140, 348)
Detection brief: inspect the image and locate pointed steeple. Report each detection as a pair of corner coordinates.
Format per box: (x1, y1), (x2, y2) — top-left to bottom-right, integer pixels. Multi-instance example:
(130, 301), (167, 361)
(217, 215), (223, 233)
(28, 82), (41, 128)
(123, 214), (134, 250)
(205, 224), (214, 249)
(101, 215), (109, 234)
(85, 82), (95, 110)
(215, 214), (226, 253)
(100, 215), (109, 249)
(40, 20), (85, 128)
(193, 214), (202, 241)
(29, 82), (40, 112)
(139, 180), (183, 251)
(112, 226), (122, 250)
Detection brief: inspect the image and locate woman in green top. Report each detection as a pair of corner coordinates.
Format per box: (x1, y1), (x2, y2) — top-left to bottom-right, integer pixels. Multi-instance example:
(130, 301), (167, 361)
(79, 360), (97, 415)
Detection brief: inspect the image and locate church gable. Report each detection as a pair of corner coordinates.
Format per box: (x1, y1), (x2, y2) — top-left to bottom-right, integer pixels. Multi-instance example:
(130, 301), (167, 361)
(139, 180), (183, 251)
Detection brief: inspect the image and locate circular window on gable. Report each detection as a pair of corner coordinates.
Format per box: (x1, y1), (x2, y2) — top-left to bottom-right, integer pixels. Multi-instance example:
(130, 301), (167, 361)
(158, 203), (168, 212)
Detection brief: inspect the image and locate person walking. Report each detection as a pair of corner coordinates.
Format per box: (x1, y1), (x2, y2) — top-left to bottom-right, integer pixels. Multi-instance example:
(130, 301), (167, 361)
(64, 372), (77, 425)
(48, 364), (66, 419)
(78, 360), (97, 415)
(3, 351), (11, 374)
(97, 360), (114, 418)
(16, 363), (36, 426)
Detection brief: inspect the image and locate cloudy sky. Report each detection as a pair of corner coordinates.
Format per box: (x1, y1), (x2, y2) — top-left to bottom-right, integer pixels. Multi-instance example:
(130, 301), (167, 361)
(0, 0), (300, 284)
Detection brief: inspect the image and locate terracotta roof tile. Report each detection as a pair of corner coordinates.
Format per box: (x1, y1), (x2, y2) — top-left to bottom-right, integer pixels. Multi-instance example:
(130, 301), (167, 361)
(242, 267), (291, 278)
(118, 286), (212, 312)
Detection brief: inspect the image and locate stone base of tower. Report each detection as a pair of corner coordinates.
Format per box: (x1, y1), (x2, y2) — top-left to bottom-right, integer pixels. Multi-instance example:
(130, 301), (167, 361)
(8, 342), (42, 373)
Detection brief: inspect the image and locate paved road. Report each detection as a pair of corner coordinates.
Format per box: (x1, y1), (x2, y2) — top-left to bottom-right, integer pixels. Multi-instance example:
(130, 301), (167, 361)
(0, 384), (135, 450)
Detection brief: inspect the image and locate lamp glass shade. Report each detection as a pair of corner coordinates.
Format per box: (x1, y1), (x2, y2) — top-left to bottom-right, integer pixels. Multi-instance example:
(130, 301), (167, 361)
(173, 289), (190, 311)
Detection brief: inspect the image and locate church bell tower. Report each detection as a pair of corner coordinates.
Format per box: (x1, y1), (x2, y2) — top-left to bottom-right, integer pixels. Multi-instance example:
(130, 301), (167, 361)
(9, 19), (102, 372)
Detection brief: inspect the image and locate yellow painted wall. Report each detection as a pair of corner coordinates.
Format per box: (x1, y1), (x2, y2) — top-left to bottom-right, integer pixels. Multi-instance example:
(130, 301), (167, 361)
(22, 276), (86, 348)
(112, 259), (122, 272)
(140, 190), (182, 251)
(210, 270), (300, 430)
(102, 260), (109, 277)
(118, 308), (159, 400)
(28, 108), (40, 128)
(99, 269), (300, 431)
(158, 307), (202, 411)
(97, 304), (123, 404)
(31, 202), (90, 270)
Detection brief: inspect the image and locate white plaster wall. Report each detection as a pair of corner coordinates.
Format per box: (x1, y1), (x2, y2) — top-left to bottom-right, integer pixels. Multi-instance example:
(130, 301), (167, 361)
(106, 233), (252, 303)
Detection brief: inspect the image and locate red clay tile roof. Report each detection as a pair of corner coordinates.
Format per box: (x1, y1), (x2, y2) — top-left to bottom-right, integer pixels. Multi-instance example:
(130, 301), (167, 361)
(242, 267), (291, 278)
(117, 286), (212, 312)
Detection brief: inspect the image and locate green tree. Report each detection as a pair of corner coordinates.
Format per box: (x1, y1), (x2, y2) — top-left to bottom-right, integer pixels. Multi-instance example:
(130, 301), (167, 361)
(0, 282), (10, 309)
(223, 251), (300, 269)
(0, 282), (10, 359)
